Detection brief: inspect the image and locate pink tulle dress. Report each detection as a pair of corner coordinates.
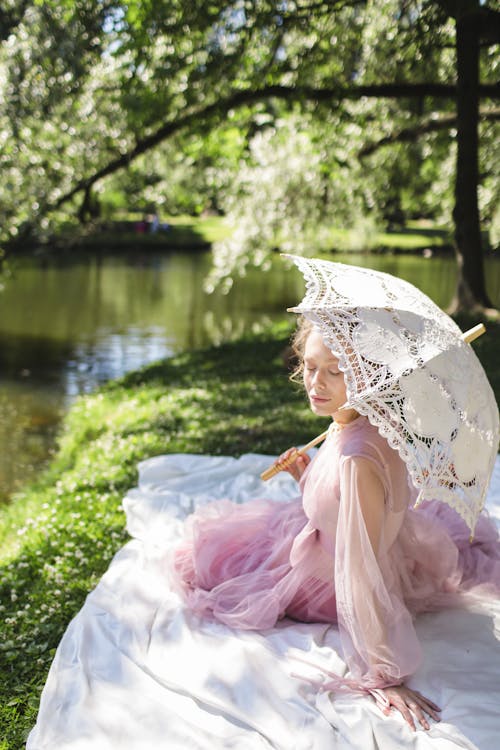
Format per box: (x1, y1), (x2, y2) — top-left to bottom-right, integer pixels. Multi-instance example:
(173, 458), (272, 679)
(171, 415), (500, 695)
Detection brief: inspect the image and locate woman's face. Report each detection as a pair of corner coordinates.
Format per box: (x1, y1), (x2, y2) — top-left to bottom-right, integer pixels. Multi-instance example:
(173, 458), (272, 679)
(303, 330), (358, 424)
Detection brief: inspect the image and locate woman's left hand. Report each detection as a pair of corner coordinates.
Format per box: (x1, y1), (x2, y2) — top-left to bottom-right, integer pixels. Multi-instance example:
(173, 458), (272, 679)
(373, 684), (441, 731)
(273, 448), (310, 481)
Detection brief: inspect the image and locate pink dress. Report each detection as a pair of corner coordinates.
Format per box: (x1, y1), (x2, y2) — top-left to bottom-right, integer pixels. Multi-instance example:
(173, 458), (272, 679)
(171, 416), (500, 695)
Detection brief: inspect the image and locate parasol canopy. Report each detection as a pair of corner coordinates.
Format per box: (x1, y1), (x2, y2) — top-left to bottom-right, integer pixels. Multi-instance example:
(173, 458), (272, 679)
(285, 254), (499, 534)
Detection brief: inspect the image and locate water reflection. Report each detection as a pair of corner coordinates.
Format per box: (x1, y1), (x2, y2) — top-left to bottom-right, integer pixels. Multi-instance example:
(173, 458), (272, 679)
(0, 251), (304, 502)
(0, 249), (499, 503)
(0, 382), (62, 500)
(65, 328), (171, 396)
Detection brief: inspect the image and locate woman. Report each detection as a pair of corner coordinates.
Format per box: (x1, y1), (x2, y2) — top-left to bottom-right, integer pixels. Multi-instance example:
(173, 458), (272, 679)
(172, 319), (500, 732)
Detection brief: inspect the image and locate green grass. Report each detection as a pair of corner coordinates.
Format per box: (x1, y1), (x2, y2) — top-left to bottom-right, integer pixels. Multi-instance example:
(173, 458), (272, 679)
(50, 214), (455, 256)
(155, 213), (233, 244)
(0, 321), (320, 748)
(1, 317), (499, 748)
(320, 222), (452, 254)
(42, 213), (232, 255)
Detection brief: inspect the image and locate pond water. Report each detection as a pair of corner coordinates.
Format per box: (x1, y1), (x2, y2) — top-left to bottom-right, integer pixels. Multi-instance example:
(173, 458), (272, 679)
(1, 249), (499, 503)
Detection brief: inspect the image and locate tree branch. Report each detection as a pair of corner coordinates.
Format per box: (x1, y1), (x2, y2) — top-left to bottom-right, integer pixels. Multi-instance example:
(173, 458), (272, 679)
(52, 80), (500, 212)
(359, 106), (500, 157)
(280, 0), (366, 20)
(0, 1), (29, 41)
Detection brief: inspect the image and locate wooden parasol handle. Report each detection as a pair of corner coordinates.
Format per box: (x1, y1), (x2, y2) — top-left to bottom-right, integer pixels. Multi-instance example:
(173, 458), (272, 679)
(260, 429), (329, 481)
(260, 323), (486, 482)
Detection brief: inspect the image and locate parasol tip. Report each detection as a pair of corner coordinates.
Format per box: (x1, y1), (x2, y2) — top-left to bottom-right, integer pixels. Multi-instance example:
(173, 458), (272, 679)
(461, 323), (486, 344)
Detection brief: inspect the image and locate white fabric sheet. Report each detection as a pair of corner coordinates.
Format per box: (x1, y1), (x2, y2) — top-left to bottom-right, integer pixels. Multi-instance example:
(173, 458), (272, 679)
(27, 454), (500, 750)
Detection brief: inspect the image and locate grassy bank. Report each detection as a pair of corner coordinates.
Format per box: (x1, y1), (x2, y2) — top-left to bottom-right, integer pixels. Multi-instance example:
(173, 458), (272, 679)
(0, 322), (316, 748)
(1, 318), (500, 749)
(77, 217), (455, 255)
(66, 214), (232, 252)
(12, 214), (462, 258)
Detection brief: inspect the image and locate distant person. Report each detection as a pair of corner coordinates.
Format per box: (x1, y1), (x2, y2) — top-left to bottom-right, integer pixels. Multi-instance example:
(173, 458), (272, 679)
(135, 218), (148, 234)
(148, 213), (170, 233)
(149, 213), (160, 233)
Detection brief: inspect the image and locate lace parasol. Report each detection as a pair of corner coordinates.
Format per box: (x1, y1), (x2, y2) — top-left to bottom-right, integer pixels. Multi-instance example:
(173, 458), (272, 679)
(285, 254), (499, 534)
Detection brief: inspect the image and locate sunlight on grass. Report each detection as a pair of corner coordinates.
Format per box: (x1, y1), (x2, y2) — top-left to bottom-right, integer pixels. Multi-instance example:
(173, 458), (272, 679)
(0, 318), (498, 748)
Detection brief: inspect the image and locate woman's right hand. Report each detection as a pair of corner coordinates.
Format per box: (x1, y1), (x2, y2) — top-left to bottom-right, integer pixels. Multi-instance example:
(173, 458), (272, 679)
(274, 448), (311, 481)
(373, 684), (441, 732)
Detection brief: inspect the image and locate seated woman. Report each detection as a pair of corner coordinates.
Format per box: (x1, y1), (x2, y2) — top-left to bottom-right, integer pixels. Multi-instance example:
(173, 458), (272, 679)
(172, 318), (500, 732)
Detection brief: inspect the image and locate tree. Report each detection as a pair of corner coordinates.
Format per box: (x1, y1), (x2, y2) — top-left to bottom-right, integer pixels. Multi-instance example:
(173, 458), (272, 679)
(449, 1), (500, 312)
(0, 1), (498, 310)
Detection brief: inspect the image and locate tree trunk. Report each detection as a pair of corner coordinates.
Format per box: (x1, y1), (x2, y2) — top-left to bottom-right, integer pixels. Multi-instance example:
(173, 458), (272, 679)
(449, 2), (494, 313)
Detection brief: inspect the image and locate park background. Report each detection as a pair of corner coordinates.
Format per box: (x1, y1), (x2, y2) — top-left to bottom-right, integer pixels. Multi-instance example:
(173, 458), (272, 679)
(0, 2), (499, 748)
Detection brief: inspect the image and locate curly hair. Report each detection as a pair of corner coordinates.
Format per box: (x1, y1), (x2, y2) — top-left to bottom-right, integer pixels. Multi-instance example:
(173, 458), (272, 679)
(289, 316), (314, 384)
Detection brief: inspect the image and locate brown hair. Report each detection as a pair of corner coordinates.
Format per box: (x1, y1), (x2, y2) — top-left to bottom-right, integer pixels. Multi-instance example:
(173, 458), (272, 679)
(289, 316), (314, 384)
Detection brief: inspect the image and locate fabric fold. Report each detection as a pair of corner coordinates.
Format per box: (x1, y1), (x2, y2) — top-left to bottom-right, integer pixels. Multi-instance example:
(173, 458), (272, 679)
(27, 449), (500, 750)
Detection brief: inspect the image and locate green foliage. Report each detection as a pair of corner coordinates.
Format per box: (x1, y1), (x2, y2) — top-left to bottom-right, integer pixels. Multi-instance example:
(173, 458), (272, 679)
(0, 0), (498, 267)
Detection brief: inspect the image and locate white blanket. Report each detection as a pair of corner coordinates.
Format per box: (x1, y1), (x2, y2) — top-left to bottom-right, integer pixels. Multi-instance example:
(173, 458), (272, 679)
(27, 454), (500, 750)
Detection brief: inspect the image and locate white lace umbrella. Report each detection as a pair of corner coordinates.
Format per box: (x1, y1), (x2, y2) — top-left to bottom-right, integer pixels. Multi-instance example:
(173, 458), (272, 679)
(283, 254), (499, 534)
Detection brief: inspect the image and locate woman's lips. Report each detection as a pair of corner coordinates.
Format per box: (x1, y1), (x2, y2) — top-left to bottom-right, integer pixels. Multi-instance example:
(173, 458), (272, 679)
(310, 395), (330, 404)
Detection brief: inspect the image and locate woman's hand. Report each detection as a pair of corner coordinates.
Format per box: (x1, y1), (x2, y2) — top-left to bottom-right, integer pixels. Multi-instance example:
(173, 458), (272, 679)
(274, 448), (311, 481)
(373, 684), (441, 731)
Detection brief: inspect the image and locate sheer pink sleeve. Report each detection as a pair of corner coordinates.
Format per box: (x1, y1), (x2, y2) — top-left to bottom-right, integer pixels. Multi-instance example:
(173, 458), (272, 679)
(330, 454), (422, 694)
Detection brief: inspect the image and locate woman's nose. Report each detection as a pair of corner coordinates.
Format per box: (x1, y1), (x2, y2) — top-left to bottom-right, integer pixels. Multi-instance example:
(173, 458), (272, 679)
(312, 369), (325, 388)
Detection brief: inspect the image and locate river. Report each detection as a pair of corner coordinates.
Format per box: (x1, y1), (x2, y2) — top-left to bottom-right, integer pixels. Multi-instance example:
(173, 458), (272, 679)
(1, 249), (499, 503)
